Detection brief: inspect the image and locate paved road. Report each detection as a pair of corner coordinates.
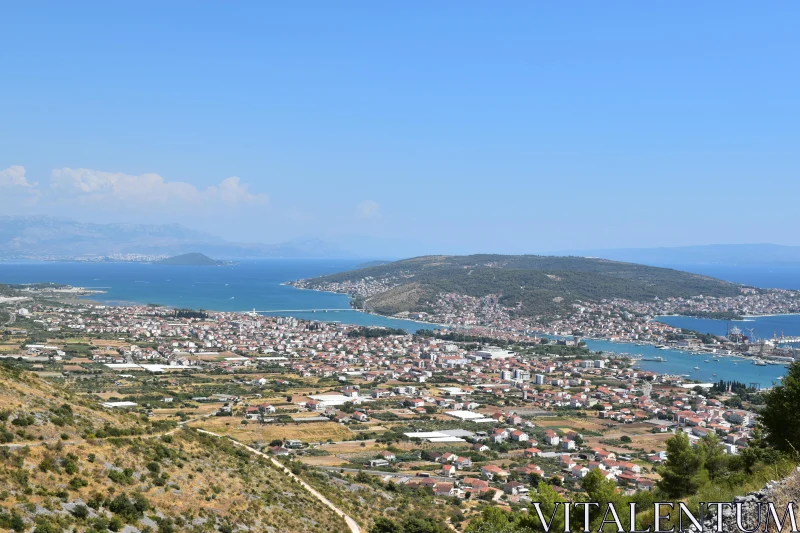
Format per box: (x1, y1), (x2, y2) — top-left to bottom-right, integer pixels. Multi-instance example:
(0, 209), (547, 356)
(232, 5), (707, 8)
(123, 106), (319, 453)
(196, 429), (362, 533)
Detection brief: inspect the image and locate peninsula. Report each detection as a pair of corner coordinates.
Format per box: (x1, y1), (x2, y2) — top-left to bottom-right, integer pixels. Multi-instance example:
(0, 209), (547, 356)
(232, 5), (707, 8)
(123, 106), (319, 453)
(290, 254), (744, 319)
(290, 254), (800, 350)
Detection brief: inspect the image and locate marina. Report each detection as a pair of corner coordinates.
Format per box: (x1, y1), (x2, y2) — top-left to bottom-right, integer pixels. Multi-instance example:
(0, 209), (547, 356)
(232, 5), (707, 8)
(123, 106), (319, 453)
(580, 338), (787, 388)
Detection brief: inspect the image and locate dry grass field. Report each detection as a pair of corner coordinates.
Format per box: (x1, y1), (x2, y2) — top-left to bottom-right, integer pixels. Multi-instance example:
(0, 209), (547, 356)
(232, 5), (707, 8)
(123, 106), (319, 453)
(0, 366), (351, 533)
(532, 416), (607, 433)
(190, 417), (355, 443)
(0, 343), (22, 353)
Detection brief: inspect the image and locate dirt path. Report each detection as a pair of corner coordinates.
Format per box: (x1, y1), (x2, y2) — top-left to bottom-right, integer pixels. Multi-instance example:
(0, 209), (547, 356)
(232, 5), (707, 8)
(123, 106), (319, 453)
(195, 428), (362, 533)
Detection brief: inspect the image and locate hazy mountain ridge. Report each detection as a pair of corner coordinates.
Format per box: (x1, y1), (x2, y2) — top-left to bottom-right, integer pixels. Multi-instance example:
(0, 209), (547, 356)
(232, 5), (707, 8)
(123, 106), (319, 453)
(566, 243), (800, 266)
(0, 216), (353, 259)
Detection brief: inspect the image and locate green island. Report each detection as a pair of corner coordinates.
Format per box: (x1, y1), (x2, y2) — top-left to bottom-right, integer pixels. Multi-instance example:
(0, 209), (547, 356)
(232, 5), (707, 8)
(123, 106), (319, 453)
(154, 253), (228, 266)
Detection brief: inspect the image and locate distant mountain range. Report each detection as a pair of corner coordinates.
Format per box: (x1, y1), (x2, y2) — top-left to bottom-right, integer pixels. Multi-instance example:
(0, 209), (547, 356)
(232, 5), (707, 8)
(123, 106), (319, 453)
(564, 244), (800, 266)
(0, 216), (354, 260)
(5, 216), (799, 265)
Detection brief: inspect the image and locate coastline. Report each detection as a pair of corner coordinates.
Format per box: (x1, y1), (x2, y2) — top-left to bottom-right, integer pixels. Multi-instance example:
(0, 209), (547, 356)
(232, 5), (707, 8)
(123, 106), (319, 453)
(656, 312), (800, 320)
(286, 282), (452, 329)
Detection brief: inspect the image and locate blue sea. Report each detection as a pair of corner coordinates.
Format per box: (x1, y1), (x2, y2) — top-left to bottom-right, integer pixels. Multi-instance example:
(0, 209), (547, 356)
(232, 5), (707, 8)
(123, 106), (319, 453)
(0, 260), (797, 386)
(583, 339), (786, 389)
(0, 260), (435, 332)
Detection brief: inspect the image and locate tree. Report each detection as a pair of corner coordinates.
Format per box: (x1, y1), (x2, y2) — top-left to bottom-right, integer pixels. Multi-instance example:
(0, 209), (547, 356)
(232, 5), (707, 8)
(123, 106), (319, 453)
(698, 433), (727, 481)
(521, 482), (568, 532)
(582, 469), (625, 530)
(464, 507), (517, 533)
(657, 431), (707, 498)
(32, 523), (59, 533)
(760, 361), (800, 454)
(370, 517), (402, 533)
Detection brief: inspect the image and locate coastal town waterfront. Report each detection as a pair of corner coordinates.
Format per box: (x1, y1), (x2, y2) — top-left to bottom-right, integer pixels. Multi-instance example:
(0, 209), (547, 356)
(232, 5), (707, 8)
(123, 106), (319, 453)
(0, 260), (798, 386)
(0, 266), (798, 530)
(0, 296), (778, 502)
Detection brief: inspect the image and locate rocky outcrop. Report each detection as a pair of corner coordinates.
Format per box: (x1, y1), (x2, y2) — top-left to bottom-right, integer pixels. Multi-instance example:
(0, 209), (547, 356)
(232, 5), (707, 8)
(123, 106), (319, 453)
(683, 468), (800, 532)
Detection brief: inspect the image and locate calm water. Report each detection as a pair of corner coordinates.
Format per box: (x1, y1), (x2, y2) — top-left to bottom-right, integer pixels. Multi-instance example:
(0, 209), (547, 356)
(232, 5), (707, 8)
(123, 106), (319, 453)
(0, 260), (434, 332)
(662, 264), (800, 291)
(582, 339), (786, 389)
(657, 314), (800, 339)
(0, 260), (795, 385)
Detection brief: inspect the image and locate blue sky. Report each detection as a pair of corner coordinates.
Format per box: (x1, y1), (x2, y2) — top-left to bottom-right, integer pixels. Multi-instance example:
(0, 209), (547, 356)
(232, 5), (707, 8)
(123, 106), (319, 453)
(2, 2), (799, 256)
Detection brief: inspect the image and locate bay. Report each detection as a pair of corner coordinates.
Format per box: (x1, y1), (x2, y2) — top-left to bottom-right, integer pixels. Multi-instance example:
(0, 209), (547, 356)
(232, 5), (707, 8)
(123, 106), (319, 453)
(581, 339), (786, 389)
(0, 260), (435, 332)
(656, 314), (800, 340)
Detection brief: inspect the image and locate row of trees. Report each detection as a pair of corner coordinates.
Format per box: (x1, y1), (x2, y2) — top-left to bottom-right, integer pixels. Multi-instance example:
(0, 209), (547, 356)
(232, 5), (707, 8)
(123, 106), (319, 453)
(173, 309), (209, 319)
(347, 327), (408, 338)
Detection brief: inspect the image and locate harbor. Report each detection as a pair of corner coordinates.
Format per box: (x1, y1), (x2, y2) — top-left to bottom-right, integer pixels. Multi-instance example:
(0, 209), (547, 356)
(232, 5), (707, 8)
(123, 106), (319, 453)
(581, 338), (787, 388)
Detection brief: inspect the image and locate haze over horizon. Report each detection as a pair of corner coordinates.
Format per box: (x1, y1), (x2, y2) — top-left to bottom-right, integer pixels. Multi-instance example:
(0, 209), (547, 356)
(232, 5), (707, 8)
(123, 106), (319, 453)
(3, 3), (799, 253)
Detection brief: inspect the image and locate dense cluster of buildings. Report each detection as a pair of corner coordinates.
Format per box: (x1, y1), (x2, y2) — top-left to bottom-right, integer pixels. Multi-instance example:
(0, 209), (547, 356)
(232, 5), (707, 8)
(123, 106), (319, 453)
(2, 297), (768, 500)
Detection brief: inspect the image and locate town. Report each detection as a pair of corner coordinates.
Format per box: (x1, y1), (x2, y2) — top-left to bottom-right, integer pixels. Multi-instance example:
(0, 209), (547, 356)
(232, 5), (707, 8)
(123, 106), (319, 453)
(295, 275), (800, 360)
(0, 296), (775, 530)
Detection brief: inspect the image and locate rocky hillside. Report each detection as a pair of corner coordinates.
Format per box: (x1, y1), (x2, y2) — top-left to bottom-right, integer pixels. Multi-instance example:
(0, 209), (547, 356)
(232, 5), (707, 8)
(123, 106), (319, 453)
(690, 468), (800, 532)
(0, 365), (348, 533)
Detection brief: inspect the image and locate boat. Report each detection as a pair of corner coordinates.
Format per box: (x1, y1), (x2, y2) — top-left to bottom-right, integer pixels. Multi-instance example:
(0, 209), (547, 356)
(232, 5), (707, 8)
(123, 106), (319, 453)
(693, 366), (700, 370)
(704, 360), (710, 363)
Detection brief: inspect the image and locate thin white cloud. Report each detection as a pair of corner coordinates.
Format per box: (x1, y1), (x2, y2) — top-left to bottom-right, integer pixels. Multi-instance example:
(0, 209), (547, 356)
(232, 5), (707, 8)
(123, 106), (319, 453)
(357, 200), (381, 219)
(50, 168), (268, 207)
(0, 165), (35, 188)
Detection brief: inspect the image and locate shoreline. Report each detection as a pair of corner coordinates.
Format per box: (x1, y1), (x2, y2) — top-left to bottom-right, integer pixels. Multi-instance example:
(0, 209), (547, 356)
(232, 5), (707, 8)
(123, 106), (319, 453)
(78, 283), (448, 332)
(7, 280), (788, 387)
(656, 312), (800, 320)
(285, 283), (452, 329)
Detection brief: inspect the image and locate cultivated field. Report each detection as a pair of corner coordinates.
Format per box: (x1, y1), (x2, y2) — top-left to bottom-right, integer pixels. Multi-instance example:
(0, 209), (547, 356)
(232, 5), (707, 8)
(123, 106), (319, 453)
(190, 418), (355, 443)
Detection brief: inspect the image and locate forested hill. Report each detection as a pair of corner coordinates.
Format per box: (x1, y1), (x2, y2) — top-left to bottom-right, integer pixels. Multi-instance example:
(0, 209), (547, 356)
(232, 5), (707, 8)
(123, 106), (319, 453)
(294, 254), (743, 318)
(155, 253), (226, 265)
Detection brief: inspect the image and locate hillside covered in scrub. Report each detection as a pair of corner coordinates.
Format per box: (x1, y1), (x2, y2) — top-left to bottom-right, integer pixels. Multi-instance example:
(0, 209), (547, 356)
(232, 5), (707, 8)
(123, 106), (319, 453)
(0, 365), (349, 533)
(292, 254), (743, 319)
